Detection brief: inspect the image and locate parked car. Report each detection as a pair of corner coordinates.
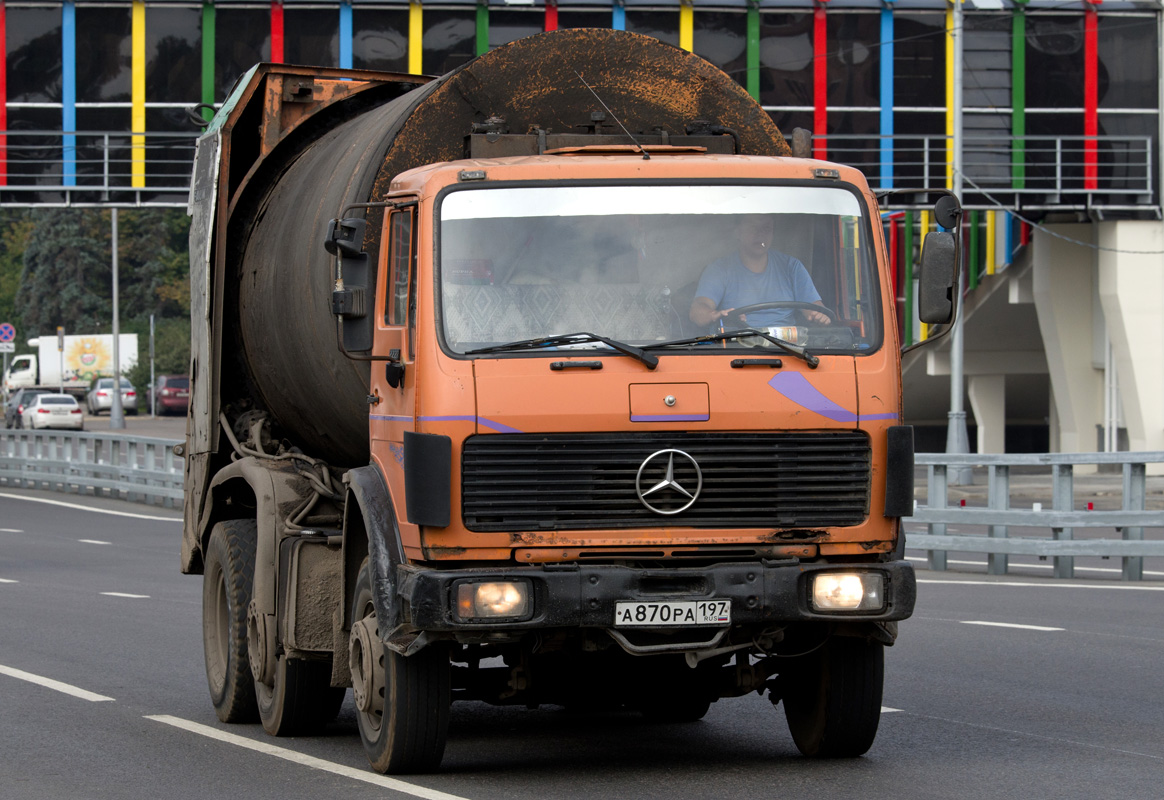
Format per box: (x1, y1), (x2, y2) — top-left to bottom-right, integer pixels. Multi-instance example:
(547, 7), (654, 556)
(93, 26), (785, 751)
(5, 388), (50, 429)
(21, 393), (84, 431)
(85, 377), (137, 416)
(145, 374), (190, 416)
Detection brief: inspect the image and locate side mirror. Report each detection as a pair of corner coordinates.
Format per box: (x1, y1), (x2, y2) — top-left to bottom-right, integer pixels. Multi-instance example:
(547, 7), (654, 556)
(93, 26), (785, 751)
(324, 217), (367, 257)
(327, 216), (373, 353)
(917, 232), (956, 324)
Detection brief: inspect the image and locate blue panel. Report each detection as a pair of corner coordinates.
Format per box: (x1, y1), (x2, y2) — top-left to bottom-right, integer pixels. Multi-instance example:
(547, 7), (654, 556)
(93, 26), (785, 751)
(62, 0), (76, 187)
(612, 2), (626, 30)
(340, 0), (353, 69)
(879, 3), (893, 190)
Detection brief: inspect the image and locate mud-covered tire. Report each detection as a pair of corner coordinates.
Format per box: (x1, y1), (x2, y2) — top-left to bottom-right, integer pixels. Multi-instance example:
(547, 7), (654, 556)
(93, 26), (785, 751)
(782, 636), (884, 758)
(256, 654), (345, 736)
(352, 558), (450, 774)
(202, 519), (259, 723)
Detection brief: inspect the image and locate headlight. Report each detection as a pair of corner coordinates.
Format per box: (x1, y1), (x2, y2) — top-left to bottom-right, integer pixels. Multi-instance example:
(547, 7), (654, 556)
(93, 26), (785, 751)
(455, 581), (531, 621)
(811, 572), (885, 612)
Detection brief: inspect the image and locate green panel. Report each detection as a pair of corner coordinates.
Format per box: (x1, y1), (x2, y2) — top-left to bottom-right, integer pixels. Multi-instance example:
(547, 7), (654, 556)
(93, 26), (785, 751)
(476, 2), (489, 57)
(202, 2), (215, 119)
(746, 3), (760, 101)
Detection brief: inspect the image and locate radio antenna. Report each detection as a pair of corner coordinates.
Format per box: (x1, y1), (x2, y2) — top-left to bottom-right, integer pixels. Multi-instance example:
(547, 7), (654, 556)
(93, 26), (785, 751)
(573, 70), (650, 160)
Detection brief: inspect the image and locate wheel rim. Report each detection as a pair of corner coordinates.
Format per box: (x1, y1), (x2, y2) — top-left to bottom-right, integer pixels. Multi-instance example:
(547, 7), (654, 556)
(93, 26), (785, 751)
(351, 597), (385, 735)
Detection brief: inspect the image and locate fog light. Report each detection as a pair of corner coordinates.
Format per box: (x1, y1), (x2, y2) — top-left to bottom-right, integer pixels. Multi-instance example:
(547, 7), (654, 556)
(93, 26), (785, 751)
(456, 581), (530, 620)
(811, 573), (884, 612)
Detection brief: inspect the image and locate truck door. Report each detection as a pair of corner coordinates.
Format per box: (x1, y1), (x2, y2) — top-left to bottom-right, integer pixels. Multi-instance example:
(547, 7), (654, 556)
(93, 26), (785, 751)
(370, 205), (418, 494)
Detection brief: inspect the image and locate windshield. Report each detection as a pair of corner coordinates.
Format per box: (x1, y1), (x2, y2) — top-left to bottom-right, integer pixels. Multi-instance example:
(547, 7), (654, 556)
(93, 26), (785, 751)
(438, 184), (882, 356)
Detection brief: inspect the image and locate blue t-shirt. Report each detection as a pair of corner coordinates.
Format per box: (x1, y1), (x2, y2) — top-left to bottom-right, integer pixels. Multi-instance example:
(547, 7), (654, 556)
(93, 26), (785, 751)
(695, 251), (822, 328)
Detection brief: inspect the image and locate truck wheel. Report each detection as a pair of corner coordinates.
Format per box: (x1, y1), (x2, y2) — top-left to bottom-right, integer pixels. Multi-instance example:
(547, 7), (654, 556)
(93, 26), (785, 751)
(781, 636), (884, 758)
(202, 519), (260, 723)
(255, 654), (345, 736)
(350, 558), (450, 774)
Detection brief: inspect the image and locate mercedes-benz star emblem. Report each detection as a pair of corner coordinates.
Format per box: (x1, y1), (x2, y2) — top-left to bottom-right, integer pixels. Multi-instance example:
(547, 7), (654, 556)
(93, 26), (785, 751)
(635, 449), (703, 515)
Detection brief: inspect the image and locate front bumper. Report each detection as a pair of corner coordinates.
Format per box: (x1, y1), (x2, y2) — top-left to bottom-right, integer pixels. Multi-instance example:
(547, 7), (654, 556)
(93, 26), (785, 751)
(399, 559), (916, 632)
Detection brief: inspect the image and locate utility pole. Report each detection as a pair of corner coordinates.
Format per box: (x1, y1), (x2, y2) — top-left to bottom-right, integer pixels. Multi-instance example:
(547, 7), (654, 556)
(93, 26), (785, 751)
(946, 0), (972, 484)
(110, 208), (126, 430)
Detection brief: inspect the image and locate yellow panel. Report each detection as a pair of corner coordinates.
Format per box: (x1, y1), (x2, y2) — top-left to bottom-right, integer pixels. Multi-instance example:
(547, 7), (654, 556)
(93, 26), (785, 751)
(132, 0), (146, 188)
(409, 1), (423, 75)
(679, 0), (693, 52)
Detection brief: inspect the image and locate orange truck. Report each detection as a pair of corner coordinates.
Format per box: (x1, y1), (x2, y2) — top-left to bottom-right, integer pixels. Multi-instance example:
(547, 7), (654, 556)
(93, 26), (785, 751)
(183, 29), (959, 773)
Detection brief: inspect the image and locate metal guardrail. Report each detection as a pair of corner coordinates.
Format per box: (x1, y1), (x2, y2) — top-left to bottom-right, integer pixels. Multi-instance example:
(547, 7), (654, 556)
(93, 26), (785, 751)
(910, 452), (1164, 582)
(0, 429), (183, 508)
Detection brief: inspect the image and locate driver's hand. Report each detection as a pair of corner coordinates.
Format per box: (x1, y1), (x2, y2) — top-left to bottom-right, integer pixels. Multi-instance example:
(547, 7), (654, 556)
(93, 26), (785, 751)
(803, 309), (830, 324)
(710, 308), (736, 322)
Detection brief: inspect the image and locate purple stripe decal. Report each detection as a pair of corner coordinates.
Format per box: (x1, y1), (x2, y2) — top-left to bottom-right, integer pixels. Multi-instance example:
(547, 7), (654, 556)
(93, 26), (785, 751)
(631, 414), (710, 423)
(418, 415), (524, 434)
(768, 372), (898, 423)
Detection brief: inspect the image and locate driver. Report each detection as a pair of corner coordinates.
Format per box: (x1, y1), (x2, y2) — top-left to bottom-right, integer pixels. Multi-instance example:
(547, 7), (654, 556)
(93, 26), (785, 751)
(689, 214), (830, 329)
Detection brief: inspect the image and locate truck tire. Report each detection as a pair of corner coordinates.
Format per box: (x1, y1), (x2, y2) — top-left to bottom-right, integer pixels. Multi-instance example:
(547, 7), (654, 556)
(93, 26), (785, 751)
(255, 654), (345, 736)
(351, 558), (450, 774)
(202, 519), (260, 723)
(781, 636), (884, 758)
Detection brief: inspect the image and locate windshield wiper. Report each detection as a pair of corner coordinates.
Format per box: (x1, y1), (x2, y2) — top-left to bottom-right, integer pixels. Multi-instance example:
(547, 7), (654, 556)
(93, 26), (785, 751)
(465, 332), (659, 370)
(648, 328), (819, 368)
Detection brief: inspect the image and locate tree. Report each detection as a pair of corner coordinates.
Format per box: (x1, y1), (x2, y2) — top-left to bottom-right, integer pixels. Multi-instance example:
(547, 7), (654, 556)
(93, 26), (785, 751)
(15, 208), (110, 336)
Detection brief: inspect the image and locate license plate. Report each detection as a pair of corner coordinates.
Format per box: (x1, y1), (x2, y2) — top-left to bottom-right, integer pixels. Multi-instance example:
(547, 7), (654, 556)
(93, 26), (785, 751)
(614, 600), (731, 627)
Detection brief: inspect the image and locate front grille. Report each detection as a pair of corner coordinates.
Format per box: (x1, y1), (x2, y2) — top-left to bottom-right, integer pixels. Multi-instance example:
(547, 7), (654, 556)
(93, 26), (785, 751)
(461, 432), (871, 532)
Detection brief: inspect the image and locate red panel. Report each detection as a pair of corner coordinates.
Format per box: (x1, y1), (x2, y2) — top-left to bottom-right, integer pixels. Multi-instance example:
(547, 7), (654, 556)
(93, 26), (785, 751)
(1083, 3), (1099, 190)
(271, 1), (285, 64)
(545, 1), (558, 32)
(1, 1), (7, 187)
(813, 3), (827, 159)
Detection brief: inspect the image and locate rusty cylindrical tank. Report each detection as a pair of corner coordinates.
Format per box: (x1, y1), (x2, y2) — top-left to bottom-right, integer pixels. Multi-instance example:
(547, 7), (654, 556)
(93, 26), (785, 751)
(232, 28), (789, 467)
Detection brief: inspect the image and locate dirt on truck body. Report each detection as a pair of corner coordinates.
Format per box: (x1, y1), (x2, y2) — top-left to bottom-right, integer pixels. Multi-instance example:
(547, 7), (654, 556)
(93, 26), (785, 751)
(184, 28), (960, 773)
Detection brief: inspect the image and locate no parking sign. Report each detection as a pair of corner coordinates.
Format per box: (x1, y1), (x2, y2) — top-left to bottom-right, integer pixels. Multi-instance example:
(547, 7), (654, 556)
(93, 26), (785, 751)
(0, 322), (15, 353)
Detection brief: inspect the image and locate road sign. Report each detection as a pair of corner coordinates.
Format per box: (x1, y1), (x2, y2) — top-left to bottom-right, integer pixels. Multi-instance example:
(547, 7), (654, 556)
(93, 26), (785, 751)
(0, 342), (13, 353)
(0, 322), (15, 342)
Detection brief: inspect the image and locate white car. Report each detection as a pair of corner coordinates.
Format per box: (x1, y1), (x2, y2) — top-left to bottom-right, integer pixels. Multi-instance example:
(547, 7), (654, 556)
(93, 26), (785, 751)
(22, 394), (85, 431)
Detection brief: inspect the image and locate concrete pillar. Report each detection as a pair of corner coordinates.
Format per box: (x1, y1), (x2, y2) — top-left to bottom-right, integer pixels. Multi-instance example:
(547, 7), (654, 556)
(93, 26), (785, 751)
(968, 375), (1006, 453)
(1031, 224), (1102, 454)
(1097, 220), (1164, 468)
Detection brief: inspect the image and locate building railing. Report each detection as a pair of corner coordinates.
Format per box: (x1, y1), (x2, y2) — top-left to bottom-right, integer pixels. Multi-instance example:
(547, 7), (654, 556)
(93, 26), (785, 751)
(0, 130), (198, 207)
(822, 134), (1155, 211)
(910, 452), (1164, 582)
(0, 129), (1157, 211)
(0, 429), (183, 508)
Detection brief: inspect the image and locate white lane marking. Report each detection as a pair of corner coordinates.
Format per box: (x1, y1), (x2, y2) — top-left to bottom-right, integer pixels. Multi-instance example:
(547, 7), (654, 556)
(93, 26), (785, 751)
(145, 715), (470, 800)
(0, 578), (17, 584)
(79, 539), (112, 545)
(906, 555), (1164, 579)
(881, 707), (902, 713)
(0, 492), (182, 522)
(101, 592), (150, 599)
(918, 579), (1164, 592)
(0, 663), (115, 702)
(961, 620), (1064, 632)
(0, 528), (24, 533)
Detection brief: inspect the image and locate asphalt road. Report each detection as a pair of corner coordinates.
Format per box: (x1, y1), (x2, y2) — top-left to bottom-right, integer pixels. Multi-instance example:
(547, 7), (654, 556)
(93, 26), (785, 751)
(1, 488), (1162, 799)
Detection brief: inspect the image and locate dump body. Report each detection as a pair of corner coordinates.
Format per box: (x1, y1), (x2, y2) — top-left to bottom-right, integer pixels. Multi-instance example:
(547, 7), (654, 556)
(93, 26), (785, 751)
(185, 29), (942, 774)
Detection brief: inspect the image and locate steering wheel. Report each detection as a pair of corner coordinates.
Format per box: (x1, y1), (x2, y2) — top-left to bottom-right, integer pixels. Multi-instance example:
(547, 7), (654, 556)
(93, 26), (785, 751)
(729, 301), (837, 325)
